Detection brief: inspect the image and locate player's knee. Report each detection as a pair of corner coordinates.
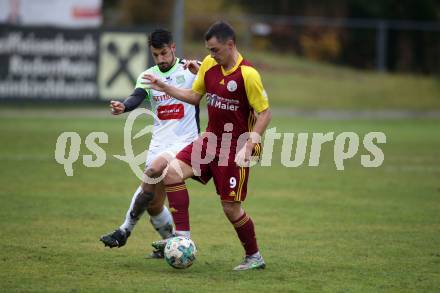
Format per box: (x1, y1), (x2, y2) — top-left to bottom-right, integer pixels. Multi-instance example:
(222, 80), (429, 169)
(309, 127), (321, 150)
(221, 202), (241, 221)
(145, 166), (162, 178)
(222, 204), (234, 216)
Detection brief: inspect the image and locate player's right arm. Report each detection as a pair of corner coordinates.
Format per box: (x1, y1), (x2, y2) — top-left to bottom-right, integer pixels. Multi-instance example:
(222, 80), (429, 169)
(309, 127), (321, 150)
(110, 88), (147, 115)
(142, 74), (202, 105)
(111, 70), (152, 115)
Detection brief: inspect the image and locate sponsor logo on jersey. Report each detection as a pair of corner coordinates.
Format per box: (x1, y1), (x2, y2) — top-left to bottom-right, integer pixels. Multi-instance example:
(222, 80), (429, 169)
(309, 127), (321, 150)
(153, 94), (173, 102)
(227, 80), (237, 92)
(206, 93), (240, 111)
(157, 104), (184, 120)
(229, 190), (236, 197)
(176, 75), (185, 84)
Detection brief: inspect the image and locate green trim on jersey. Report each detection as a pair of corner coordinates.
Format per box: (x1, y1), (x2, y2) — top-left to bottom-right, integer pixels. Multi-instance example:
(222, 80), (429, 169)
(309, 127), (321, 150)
(151, 58), (180, 77)
(134, 58), (180, 101)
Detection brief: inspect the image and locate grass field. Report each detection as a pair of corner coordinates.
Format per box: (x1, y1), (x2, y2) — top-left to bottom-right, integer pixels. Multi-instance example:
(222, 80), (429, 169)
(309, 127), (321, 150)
(0, 108), (439, 292)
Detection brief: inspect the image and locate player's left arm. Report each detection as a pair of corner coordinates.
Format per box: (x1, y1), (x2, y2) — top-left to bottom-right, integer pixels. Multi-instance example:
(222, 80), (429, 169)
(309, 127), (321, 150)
(235, 66), (272, 165)
(250, 108), (272, 142)
(243, 65), (272, 141)
(240, 108), (271, 163)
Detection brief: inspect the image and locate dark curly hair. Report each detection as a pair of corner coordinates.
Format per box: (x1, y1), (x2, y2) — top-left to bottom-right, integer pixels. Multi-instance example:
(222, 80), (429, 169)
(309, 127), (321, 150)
(148, 29), (173, 48)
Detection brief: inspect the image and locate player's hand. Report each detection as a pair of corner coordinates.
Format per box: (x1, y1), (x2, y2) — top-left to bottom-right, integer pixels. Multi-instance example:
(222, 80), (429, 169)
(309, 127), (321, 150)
(110, 100), (125, 115)
(235, 141), (254, 167)
(183, 60), (200, 75)
(141, 73), (166, 91)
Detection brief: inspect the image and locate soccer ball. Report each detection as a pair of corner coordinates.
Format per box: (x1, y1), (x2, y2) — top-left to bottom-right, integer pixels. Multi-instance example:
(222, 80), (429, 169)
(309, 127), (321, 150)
(164, 236), (197, 269)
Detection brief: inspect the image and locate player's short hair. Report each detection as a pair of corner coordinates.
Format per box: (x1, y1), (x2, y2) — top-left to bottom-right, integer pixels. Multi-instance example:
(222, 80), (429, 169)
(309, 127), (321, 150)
(148, 29), (173, 48)
(204, 21), (236, 43)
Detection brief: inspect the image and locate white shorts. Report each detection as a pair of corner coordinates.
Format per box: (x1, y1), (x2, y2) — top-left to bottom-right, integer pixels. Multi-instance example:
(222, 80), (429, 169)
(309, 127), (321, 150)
(145, 142), (191, 168)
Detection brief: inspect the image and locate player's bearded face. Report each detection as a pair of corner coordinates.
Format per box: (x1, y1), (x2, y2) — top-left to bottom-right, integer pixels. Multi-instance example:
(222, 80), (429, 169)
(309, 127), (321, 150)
(151, 44), (176, 72)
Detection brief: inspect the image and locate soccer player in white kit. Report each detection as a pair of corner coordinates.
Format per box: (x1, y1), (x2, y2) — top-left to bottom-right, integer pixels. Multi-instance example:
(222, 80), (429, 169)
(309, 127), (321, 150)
(100, 29), (200, 258)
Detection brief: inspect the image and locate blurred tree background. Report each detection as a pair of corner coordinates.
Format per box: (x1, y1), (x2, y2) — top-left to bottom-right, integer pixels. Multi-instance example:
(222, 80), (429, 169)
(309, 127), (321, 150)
(102, 0), (439, 73)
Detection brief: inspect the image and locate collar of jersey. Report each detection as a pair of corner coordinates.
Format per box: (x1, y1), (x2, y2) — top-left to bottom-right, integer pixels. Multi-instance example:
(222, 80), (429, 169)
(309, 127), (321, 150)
(221, 53), (243, 76)
(153, 58), (180, 77)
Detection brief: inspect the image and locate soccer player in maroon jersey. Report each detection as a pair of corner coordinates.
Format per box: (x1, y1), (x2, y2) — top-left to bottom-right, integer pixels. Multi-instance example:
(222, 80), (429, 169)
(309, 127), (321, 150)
(143, 21), (272, 271)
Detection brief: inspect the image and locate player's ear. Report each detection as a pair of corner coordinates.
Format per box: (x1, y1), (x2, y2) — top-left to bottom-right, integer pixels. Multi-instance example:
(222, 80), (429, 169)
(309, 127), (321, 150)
(170, 43), (176, 52)
(226, 39), (234, 49)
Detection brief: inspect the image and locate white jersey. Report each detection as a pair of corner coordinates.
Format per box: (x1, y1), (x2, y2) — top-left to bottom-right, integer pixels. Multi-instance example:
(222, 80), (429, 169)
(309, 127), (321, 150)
(135, 58), (199, 148)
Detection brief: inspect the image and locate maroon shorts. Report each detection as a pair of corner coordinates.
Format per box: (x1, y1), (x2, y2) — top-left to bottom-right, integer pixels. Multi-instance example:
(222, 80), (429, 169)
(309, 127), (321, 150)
(176, 139), (251, 202)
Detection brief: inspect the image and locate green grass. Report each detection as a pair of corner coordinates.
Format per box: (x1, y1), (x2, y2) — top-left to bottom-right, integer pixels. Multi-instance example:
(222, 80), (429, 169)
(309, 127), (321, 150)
(184, 43), (440, 110)
(0, 109), (439, 292)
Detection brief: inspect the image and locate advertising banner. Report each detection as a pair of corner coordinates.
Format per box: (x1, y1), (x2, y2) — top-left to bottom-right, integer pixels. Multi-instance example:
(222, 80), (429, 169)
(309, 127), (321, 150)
(0, 25), (150, 100)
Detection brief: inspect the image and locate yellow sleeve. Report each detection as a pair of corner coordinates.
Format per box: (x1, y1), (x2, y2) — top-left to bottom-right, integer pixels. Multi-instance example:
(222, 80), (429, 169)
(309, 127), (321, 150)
(192, 55), (217, 95)
(241, 66), (269, 113)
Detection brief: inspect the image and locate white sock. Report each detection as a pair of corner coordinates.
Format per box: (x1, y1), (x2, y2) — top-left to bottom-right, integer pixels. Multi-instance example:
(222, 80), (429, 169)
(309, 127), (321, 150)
(175, 230), (190, 238)
(249, 251), (261, 259)
(120, 186), (143, 232)
(150, 206), (175, 239)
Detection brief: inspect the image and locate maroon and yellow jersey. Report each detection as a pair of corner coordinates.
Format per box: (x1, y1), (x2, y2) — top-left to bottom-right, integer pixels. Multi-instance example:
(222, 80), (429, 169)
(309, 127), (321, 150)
(193, 54), (269, 144)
